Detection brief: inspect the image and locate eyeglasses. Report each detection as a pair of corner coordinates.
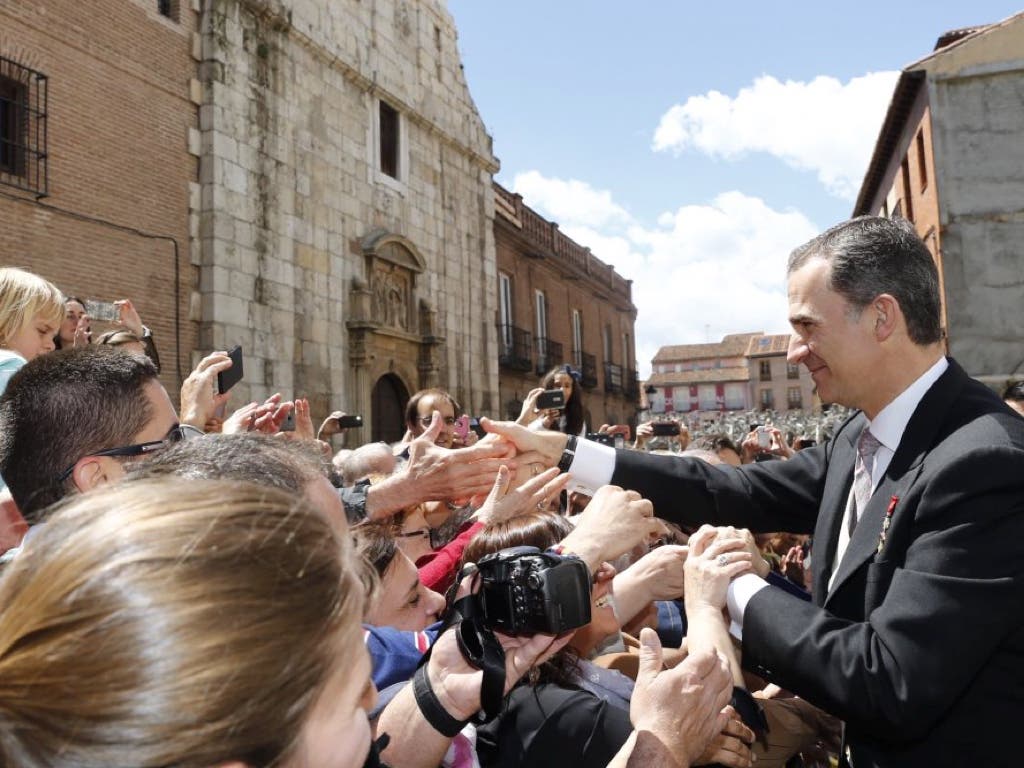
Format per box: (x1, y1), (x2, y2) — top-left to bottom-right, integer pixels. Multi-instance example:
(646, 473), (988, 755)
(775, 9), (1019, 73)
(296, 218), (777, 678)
(57, 424), (204, 483)
(417, 416), (456, 427)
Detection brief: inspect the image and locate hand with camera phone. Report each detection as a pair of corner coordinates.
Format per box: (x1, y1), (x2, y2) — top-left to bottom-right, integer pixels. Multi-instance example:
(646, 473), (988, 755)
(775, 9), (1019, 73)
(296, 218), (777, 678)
(179, 350), (236, 431)
(111, 299), (145, 337)
(277, 398), (315, 441)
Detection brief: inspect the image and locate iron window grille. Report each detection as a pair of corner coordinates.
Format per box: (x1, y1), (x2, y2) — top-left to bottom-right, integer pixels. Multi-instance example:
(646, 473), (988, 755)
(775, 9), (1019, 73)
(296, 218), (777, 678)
(0, 56), (47, 197)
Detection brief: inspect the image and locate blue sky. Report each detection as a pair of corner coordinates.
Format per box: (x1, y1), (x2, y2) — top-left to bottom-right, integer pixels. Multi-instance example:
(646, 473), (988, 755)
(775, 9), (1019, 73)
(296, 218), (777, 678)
(446, 1), (1022, 376)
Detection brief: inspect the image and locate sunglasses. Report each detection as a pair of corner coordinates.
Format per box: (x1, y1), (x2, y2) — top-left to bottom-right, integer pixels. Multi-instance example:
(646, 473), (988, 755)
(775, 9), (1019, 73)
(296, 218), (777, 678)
(57, 424), (204, 483)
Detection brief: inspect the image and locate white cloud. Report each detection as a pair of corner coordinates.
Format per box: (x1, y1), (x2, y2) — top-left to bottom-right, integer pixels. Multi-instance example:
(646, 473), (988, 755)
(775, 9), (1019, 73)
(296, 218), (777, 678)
(512, 173), (820, 379)
(511, 170), (632, 229)
(652, 71), (899, 200)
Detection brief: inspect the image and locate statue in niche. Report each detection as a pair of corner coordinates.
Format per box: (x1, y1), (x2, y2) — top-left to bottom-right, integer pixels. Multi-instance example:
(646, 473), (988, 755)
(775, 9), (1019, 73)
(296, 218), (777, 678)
(371, 264), (410, 332)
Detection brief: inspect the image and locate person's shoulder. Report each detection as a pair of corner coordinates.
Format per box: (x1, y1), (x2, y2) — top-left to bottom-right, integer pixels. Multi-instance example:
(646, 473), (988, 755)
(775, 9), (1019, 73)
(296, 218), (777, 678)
(0, 350), (26, 370)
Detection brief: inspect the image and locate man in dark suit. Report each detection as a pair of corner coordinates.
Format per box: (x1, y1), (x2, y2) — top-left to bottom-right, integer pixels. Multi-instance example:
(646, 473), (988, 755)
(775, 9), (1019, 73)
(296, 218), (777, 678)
(486, 216), (1024, 767)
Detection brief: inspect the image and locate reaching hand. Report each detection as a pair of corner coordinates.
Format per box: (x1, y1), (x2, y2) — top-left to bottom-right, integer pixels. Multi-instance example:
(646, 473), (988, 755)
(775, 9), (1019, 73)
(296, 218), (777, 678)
(480, 417), (567, 468)
(695, 705), (755, 768)
(684, 526), (756, 612)
(559, 485), (660, 571)
(474, 465), (570, 525)
(179, 351), (233, 430)
(112, 299), (144, 337)
(631, 628), (732, 768)
(73, 316), (92, 347)
(317, 410), (348, 440)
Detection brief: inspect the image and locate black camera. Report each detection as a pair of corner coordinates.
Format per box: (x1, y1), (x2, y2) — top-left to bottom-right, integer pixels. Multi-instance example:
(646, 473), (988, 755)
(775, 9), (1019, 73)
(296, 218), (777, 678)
(474, 546), (591, 636)
(585, 432), (615, 446)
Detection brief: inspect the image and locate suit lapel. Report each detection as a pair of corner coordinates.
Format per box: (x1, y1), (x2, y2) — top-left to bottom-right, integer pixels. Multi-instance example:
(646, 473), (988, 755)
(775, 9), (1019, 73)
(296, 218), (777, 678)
(824, 358), (968, 605)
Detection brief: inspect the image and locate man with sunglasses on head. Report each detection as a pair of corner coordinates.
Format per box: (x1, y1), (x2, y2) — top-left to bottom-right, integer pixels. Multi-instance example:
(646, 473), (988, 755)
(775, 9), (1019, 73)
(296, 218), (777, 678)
(0, 346), (194, 525)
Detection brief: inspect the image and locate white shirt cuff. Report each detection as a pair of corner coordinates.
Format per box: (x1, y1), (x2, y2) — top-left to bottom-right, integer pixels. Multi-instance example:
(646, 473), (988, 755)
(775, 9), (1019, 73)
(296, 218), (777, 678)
(565, 437), (616, 496)
(726, 573), (770, 640)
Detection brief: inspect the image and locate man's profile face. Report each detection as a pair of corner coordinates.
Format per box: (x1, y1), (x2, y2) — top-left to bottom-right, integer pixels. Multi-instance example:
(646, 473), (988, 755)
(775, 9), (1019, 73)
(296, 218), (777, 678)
(84, 380), (180, 487)
(786, 258), (878, 411)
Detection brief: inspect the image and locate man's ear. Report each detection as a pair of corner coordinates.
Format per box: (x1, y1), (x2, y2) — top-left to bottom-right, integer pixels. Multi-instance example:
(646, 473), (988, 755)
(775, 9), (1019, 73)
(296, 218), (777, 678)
(872, 294), (899, 342)
(71, 457), (111, 493)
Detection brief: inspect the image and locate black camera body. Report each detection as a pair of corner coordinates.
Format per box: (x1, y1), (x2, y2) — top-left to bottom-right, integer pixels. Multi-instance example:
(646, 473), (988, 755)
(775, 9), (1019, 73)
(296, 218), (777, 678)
(475, 546), (591, 636)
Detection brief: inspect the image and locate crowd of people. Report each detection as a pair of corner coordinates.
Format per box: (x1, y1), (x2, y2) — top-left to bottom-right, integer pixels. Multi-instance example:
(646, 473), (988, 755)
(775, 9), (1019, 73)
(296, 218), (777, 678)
(0, 214), (1022, 768)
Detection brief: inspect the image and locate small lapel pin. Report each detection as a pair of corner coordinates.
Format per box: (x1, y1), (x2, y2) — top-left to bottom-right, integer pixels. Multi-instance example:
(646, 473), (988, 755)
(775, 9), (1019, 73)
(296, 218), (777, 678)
(876, 495), (899, 554)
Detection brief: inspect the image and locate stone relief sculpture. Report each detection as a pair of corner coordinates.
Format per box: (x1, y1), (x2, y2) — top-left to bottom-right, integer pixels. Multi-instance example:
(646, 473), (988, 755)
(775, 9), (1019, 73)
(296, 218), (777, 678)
(371, 263), (411, 331)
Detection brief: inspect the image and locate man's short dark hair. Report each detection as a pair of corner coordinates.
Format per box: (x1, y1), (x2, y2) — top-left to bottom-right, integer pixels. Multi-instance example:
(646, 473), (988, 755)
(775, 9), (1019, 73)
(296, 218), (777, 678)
(788, 216), (942, 345)
(0, 347), (158, 521)
(127, 433), (327, 494)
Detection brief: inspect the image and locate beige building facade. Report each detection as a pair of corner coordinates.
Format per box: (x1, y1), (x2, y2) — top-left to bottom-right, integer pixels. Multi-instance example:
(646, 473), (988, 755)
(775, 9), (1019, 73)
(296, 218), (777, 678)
(194, 0), (499, 442)
(646, 332), (817, 419)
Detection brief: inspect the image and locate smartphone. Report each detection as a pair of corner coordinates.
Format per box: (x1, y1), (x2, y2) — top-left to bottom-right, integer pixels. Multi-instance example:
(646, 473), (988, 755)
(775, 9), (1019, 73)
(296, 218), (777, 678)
(468, 417), (486, 439)
(535, 389), (566, 411)
(334, 414), (363, 429)
(586, 432), (615, 446)
(216, 345), (244, 394)
(757, 426), (772, 449)
(280, 408), (296, 432)
(84, 299), (119, 322)
(651, 422), (681, 437)
(453, 415), (470, 440)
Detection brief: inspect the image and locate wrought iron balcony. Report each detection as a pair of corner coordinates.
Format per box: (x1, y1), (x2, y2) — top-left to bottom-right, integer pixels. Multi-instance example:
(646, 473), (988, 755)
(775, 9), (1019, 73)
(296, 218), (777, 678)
(498, 325), (533, 372)
(535, 338), (563, 376)
(604, 362), (624, 394)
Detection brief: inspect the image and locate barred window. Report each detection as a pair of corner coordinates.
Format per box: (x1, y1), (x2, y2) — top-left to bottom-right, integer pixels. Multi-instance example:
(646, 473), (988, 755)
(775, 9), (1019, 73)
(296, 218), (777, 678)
(0, 56), (48, 197)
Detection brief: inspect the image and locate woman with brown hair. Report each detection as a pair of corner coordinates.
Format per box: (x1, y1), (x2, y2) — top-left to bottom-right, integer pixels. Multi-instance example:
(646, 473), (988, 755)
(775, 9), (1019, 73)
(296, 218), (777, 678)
(0, 478), (375, 768)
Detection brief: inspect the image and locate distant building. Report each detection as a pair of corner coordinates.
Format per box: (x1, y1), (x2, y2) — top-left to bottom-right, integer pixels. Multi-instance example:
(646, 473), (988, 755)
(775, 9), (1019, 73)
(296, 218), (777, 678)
(493, 183), (639, 429)
(646, 332), (816, 419)
(853, 12), (1024, 383)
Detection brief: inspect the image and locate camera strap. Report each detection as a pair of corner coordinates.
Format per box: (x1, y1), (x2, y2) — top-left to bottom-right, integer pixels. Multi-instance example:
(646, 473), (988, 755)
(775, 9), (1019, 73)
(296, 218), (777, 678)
(414, 594), (508, 722)
(453, 611), (506, 719)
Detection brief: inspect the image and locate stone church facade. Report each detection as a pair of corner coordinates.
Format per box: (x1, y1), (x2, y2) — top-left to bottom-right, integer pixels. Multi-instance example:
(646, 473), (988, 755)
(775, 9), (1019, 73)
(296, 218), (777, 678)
(193, 0), (499, 442)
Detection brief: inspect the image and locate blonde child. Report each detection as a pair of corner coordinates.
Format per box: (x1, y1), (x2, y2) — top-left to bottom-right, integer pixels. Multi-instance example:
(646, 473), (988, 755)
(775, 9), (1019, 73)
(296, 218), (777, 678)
(0, 267), (64, 394)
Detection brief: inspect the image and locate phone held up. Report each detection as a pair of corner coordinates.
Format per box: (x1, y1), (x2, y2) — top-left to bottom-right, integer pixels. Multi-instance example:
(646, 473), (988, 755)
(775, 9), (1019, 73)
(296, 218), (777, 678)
(83, 299), (120, 323)
(535, 389), (566, 411)
(333, 414), (363, 429)
(217, 345), (244, 395)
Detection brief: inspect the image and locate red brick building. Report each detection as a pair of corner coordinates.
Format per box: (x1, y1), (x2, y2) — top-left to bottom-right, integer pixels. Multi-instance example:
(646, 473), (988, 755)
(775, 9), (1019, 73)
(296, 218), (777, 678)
(0, 0), (198, 395)
(494, 183), (639, 429)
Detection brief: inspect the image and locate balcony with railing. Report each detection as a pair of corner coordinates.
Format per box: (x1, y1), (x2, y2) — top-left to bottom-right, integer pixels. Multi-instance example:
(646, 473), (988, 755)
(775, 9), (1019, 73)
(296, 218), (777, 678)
(498, 325), (533, 372)
(535, 338), (563, 376)
(580, 352), (597, 389)
(494, 183), (633, 306)
(604, 362), (624, 394)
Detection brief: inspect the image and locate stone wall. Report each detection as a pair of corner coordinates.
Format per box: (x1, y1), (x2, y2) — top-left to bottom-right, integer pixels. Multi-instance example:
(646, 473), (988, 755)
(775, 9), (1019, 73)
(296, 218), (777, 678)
(930, 60), (1024, 378)
(194, 0), (499, 436)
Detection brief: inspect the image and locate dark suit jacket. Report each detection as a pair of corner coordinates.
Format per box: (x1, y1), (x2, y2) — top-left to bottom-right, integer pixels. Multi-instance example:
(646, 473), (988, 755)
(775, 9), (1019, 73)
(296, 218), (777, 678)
(612, 359), (1024, 767)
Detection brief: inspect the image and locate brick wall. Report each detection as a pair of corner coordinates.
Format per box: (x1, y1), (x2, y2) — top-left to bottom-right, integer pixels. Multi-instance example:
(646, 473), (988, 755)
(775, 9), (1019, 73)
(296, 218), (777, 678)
(0, 0), (198, 397)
